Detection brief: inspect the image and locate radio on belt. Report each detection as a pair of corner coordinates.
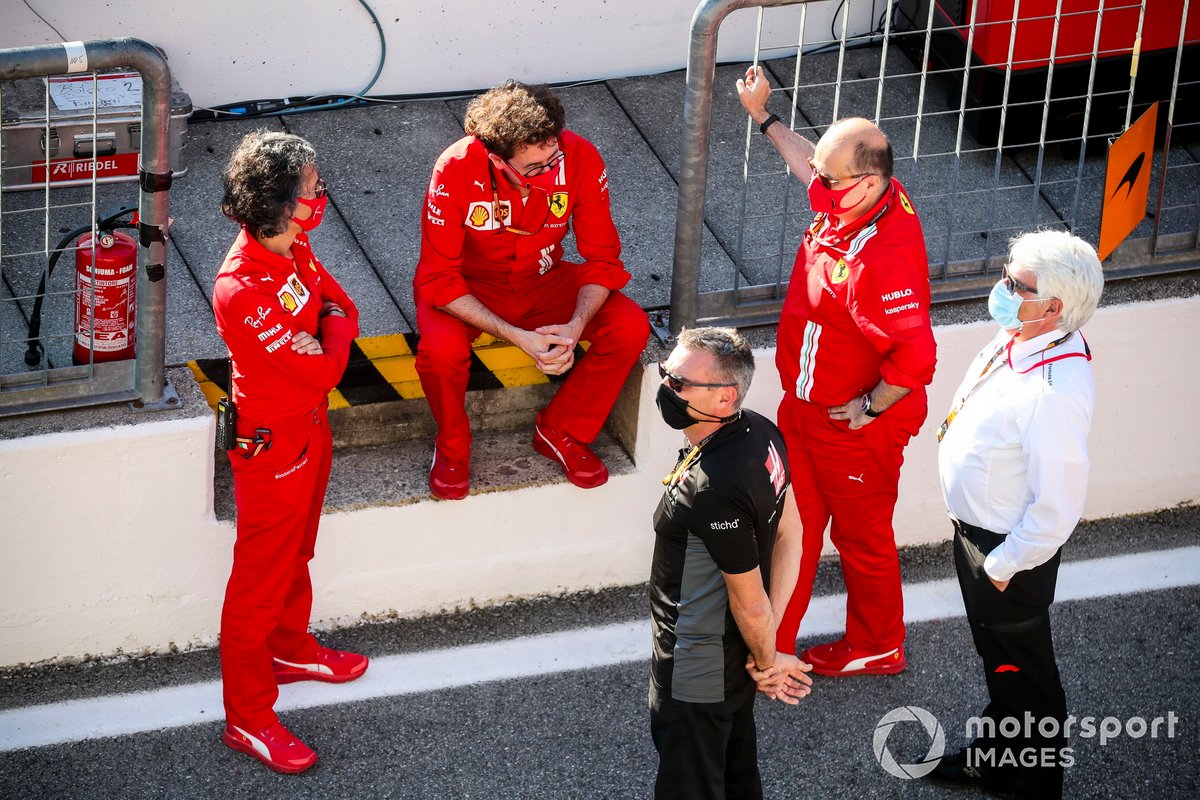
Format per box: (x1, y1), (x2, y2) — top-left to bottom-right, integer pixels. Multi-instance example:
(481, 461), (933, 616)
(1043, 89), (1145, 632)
(1, 70), (190, 191)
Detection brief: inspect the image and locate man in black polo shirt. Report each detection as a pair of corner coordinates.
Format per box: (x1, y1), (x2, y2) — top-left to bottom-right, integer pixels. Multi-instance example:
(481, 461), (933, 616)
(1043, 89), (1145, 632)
(649, 326), (814, 800)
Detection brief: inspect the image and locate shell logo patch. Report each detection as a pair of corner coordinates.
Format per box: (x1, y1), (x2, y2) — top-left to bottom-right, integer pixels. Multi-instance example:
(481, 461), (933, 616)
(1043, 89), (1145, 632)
(278, 274), (310, 316)
(548, 192), (569, 219)
(831, 259), (850, 284)
(468, 203), (491, 228)
(899, 191), (915, 215)
(466, 200), (509, 230)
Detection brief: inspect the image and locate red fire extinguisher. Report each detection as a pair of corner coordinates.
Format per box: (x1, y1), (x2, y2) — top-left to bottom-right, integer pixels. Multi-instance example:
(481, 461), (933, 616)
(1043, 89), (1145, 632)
(73, 229), (138, 364)
(25, 205), (139, 368)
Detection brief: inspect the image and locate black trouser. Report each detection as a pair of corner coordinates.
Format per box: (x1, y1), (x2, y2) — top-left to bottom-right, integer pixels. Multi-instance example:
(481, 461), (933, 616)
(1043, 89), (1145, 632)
(649, 679), (761, 800)
(952, 518), (1068, 800)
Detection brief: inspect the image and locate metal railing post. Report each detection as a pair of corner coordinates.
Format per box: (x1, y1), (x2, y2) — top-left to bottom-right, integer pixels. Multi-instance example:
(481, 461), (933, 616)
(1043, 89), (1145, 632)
(672, 0), (799, 334)
(0, 38), (172, 412)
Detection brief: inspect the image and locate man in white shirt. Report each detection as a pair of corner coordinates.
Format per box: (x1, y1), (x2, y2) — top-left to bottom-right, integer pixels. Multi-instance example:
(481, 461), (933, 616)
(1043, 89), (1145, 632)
(930, 230), (1104, 800)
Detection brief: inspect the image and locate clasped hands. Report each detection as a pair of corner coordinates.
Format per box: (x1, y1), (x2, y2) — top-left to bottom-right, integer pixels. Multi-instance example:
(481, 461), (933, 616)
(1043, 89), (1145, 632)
(514, 320), (584, 376)
(745, 654), (814, 705)
(291, 301), (347, 356)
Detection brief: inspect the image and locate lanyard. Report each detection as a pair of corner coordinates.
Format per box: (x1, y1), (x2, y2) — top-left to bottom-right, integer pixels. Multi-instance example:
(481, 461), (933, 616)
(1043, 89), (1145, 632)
(1006, 331), (1090, 373)
(937, 331), (1090, 442)
(936, 341), (1009, 442)
(661, 427), (726, 495)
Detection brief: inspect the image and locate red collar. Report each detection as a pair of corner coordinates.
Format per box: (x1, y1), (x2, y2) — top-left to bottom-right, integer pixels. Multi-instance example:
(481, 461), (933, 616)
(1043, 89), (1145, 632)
(237, 228), (311, 274)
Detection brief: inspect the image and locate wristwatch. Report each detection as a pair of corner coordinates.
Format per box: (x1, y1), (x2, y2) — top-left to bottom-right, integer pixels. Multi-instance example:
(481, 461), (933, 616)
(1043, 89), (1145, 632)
(861, 394), (882, 418)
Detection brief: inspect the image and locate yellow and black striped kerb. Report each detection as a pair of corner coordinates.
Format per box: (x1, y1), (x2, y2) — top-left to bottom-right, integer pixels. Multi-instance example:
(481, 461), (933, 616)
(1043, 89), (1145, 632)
(188, 332), (590, 413)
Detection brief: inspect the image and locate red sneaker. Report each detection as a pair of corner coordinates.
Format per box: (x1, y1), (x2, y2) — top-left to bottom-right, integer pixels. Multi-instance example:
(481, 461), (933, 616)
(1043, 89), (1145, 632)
(429, 448), (469, 500)
(272, 646), (369, 684)
(532, 415), (609, 489)
(800, 639), (906, 676)
(222, 720), (317, 774)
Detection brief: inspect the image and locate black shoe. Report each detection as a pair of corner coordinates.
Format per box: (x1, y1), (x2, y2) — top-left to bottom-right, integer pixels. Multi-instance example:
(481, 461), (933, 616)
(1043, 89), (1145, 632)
(925, 748), (1017, 798)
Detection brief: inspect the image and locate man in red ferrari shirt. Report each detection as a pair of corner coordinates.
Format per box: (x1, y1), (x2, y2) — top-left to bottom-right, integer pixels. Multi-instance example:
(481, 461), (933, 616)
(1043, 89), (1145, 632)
(415, 80), (649, 499)
(736, 67), (937, 676)
(213, 131), (368, 773)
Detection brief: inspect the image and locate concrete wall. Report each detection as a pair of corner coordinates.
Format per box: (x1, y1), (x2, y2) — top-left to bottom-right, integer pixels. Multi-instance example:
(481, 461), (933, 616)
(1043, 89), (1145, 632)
(1, 296), (1197, 666)
(2, 1), (869, 108)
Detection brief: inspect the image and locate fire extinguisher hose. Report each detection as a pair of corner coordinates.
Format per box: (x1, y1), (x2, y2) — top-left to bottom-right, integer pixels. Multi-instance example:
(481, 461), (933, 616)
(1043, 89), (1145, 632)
(24, 205), (138, 368)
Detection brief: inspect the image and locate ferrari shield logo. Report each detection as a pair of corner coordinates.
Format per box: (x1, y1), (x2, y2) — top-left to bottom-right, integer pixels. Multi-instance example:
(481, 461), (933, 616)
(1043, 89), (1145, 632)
(548, 191), (568, 219)
(899, 191), (915, 215)
(831, 259), (850, 284)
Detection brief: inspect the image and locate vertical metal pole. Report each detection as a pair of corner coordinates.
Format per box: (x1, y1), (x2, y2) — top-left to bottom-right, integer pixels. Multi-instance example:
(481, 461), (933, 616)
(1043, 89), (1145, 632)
(671, 0), (803, 333)
(1030, 0), (1065, 228)
(1152, 0), (1190, 255)
(831, 0), (851, 122)
(909, 0), (938, 186)
(774, 4), (809, 292)
(983, 0), (1022, 268)
(1123, 0), (1147, 130)
(114, 39), (172, 404)
(941, 0), (981, 275)
(874, 0), (895, 126)
(1068, 0), (1105, 232)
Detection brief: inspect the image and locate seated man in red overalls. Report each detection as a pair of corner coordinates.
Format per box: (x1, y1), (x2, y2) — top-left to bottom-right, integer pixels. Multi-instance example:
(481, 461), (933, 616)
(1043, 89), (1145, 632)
(415, 80), (649, 499)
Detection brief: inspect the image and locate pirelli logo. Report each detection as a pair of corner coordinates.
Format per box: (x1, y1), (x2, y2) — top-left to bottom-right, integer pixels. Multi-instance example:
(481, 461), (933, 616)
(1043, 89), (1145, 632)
(189, 332), (590, 413)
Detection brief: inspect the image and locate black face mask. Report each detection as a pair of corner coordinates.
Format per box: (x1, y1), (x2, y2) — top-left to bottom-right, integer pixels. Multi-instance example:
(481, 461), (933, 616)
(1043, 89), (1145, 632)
(656, 384), (740, 430)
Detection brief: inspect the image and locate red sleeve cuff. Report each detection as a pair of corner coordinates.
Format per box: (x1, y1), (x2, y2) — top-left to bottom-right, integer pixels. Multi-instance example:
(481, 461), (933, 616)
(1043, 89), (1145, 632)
(575, 262), (631, 292)
(319, 314), (360, 352)
(879, 359), (932, 389)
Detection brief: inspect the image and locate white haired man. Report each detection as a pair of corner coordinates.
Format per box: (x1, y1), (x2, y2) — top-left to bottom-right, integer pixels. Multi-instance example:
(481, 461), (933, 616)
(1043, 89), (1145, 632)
(930, 230), (1104, 799)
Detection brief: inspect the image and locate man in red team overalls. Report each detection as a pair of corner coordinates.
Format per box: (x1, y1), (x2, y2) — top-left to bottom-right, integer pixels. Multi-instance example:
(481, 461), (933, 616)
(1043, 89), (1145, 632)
(415, 80), (649, 499)
(213, 131), (368, 773)
(736, 67), (937, 676)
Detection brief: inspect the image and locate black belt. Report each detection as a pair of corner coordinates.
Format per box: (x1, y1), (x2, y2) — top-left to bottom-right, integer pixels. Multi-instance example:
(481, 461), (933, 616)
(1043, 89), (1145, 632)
(951, 516), (1007, 551)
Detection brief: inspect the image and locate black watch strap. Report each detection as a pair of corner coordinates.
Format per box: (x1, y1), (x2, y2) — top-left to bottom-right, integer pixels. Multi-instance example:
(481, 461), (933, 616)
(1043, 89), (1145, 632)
(862, 394), (883, 418)
(759, 113), (781, 135)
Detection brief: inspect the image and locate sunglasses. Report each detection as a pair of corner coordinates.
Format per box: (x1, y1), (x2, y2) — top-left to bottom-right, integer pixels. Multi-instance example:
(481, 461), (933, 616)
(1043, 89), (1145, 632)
(1001, 265), (1037, 295)
(806, 157), (873, 190)
(657, 362), (736, 392)
(307, 177), (328, 199)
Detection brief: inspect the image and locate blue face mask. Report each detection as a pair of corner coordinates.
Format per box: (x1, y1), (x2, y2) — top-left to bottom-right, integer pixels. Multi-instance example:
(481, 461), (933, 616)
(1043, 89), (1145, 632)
(987, 281), (1024, 329)
(988, 280), (1053, 331)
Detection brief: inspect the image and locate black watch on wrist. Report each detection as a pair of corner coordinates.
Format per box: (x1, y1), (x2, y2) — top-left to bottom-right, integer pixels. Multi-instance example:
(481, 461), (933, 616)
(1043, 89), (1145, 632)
(861, 394), (882, 418)
(759, 113), (781, 135)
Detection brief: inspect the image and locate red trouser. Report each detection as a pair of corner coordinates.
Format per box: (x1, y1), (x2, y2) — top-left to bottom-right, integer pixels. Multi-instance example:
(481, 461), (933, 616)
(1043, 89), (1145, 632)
(774, 389), (927, 655)
(221, 402), (331, 730)
(415, 266), (649, 461)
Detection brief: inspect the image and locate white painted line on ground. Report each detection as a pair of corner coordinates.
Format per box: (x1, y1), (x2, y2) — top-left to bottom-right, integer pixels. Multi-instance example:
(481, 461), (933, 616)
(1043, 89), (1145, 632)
(2, 546), (1197, 752)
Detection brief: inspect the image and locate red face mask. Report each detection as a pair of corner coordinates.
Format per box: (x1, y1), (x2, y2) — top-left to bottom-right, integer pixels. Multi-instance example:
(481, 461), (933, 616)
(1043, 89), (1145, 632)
(292, 195), (327, 233)
(807, 173), (869, 216)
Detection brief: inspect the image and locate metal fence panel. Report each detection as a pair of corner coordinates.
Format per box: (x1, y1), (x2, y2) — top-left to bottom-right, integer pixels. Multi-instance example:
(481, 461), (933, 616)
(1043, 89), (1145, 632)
(0, 39), (174, 416)
(671, 0), (1199, 332)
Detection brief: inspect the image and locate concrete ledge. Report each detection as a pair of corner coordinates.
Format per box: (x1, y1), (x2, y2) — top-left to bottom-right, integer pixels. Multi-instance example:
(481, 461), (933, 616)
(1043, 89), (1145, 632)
(0, 296), (1197, 666)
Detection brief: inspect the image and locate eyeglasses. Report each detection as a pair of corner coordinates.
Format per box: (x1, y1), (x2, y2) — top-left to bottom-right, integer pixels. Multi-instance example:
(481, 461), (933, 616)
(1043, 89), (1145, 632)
(657, 362), (736, 392)
(305, 177), (328, 199)
(511, 150), (564, 178)
(1001, 265), (1037, 296)
(807, 157), (873, 190)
